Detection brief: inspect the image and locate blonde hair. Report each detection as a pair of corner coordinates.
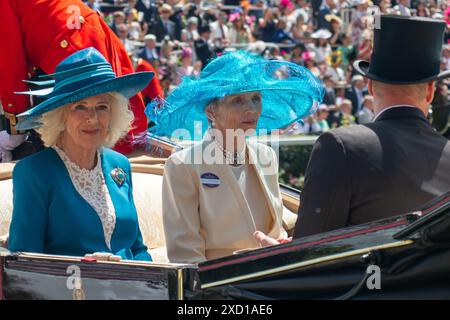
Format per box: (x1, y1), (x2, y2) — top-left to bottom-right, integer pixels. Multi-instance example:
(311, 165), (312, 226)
(37, 92), (134, 148)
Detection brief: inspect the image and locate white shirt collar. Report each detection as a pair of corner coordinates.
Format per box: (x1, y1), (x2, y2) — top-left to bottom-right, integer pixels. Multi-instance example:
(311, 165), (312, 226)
(373, 105), (419, 121)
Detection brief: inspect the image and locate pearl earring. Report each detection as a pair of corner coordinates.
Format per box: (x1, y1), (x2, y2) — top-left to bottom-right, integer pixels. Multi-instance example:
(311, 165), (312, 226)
(209, 116), (216, 128)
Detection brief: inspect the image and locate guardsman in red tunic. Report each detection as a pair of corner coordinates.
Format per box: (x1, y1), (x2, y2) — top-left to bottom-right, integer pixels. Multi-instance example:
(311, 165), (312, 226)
(131, 56), (164, 105)
(0, 0), (153, 160)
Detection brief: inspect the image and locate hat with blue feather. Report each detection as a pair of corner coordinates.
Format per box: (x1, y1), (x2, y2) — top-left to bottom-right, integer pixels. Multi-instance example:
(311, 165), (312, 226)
(15, 47), (154, 130)
(146, 51), (325, 140)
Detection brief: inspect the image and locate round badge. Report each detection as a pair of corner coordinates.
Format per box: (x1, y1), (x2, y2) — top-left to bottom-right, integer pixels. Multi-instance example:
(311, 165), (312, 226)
(200, 173), (220, 188)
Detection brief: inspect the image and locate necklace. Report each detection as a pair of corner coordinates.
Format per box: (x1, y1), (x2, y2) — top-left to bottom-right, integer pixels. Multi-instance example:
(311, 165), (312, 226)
(213, 138), (246, 166)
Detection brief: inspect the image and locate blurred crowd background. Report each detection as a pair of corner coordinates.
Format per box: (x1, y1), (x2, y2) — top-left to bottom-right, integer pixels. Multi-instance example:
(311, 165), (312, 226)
(85, 0), (450, 136)
(83, 0), (449, 189)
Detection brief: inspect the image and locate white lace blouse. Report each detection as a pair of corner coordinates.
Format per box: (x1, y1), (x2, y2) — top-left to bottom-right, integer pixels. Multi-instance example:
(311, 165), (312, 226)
(52, 146), (116, 250)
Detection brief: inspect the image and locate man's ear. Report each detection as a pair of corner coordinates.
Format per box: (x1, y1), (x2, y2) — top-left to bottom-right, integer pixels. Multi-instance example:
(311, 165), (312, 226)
(426, 81), (435, 105)
(368, 79), (374, 96)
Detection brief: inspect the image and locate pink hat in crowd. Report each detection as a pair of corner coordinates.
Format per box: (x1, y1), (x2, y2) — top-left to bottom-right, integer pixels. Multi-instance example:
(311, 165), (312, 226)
(302, 51), (316, 62)
(229, 12), (255, 25)
(229, 12), (241, 22)
(280, 0), (295, 10)
(181, 47), (192, 59)
(445, 7), (450, 27)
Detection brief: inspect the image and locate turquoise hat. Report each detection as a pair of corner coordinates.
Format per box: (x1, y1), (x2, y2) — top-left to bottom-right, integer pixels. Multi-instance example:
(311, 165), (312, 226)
(146, 51), (325, 140)
(16, 47), (154, 130)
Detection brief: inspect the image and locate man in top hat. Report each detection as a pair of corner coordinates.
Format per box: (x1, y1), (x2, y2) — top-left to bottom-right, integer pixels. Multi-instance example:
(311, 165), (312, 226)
(194, 25), (215, 69)
(0, 0), (157, 160)
(292, 15), (450, 238)
(255, 15), (450, 245)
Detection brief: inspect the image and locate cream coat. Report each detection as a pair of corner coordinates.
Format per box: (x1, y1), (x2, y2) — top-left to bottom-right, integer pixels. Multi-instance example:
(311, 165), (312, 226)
(162, 139), (288, 264)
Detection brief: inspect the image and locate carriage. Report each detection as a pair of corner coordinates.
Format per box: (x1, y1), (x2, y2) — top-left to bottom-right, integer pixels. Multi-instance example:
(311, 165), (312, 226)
(1, 149), (450, 300)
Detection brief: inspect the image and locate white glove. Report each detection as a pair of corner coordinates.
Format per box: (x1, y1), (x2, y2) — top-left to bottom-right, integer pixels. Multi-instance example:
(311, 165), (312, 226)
(84, 252), (122, 262)
(0, 130), (27, 162)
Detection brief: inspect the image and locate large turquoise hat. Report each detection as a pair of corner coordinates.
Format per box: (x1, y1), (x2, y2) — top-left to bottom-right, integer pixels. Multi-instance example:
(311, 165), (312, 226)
(16, 47), (154, 130)
(146, 51), (325, 140)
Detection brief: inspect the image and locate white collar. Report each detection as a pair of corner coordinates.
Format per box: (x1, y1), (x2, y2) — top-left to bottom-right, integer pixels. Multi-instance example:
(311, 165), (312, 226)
(373, 105), (419, 121)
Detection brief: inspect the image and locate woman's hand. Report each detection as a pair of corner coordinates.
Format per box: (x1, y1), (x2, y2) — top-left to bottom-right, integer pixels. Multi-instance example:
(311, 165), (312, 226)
(84, 252), (122, 262)
(253, 231), (292, 247)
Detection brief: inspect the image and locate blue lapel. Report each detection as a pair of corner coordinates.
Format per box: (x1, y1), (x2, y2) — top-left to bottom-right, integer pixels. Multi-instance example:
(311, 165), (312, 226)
(49, 147), (109, 249)
(100, 149), (133, 251)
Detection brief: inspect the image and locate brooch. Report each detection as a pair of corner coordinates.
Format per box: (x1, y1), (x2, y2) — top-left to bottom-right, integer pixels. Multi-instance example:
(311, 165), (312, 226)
(111, 167), (126, 187)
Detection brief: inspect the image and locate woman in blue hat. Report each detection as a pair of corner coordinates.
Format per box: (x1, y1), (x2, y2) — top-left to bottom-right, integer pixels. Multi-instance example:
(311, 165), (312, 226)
(8, 48), (155, 261)
(150, 51), (324, 263)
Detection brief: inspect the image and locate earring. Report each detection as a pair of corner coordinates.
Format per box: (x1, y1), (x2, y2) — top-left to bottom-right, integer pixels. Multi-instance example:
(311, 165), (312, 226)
(208, 116), (216, 128)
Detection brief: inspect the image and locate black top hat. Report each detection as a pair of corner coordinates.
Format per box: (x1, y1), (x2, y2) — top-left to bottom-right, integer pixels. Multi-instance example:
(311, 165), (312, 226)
(198, 24), (211, 34)
(353, 15), (450, 84)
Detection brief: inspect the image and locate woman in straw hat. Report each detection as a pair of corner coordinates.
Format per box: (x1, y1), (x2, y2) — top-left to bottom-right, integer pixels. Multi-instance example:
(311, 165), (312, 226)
(148, 51), (324, 263)
(8, 48), (154, 261)
(311, 29), (332, 63)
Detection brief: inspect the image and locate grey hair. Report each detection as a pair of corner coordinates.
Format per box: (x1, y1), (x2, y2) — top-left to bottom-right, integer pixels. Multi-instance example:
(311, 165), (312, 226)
(37, 92), (134, 147)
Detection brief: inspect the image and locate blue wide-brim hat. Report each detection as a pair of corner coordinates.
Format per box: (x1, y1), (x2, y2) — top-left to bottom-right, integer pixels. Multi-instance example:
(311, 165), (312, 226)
(146, 51), (325, 140)
(15, 47), (154, 130)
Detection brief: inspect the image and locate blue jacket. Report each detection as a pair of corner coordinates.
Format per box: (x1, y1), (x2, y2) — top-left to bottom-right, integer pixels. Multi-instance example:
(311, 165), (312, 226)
(8, 147), (152, 261)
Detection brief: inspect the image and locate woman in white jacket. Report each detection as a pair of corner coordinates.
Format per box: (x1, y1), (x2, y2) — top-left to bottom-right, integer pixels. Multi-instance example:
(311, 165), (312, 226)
(147, 51), (324, 263)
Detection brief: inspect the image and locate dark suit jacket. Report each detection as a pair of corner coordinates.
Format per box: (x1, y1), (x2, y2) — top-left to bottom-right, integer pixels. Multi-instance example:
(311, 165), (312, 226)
(317, 8), (331, 30)
(194, 38), (214, 68)
(138, 47), (159, 63)
(293, 107), (450, 238)
(170, 11), (183, 41)
(136, 0), (158, 24)
(345, 86), (368, 116)
(149, 19), (176, 41)
(322, 88), (336, 106)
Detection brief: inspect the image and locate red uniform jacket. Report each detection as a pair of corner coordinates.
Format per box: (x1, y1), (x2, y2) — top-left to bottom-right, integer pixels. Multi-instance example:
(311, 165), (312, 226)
(0, 0), (151, 154)
(135, 58), (164, 103)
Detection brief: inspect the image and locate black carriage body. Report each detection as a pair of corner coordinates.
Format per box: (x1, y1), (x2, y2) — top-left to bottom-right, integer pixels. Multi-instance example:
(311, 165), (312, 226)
(0, 252), (197, 300)
(192, 192), (450, 299)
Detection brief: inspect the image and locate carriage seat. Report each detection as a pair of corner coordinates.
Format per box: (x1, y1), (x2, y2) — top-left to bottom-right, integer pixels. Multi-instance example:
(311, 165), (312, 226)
(0, 160), (298, 263)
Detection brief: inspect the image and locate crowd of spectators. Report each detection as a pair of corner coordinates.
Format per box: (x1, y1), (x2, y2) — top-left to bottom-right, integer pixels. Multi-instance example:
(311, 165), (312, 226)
(85, 0), (450, 134)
